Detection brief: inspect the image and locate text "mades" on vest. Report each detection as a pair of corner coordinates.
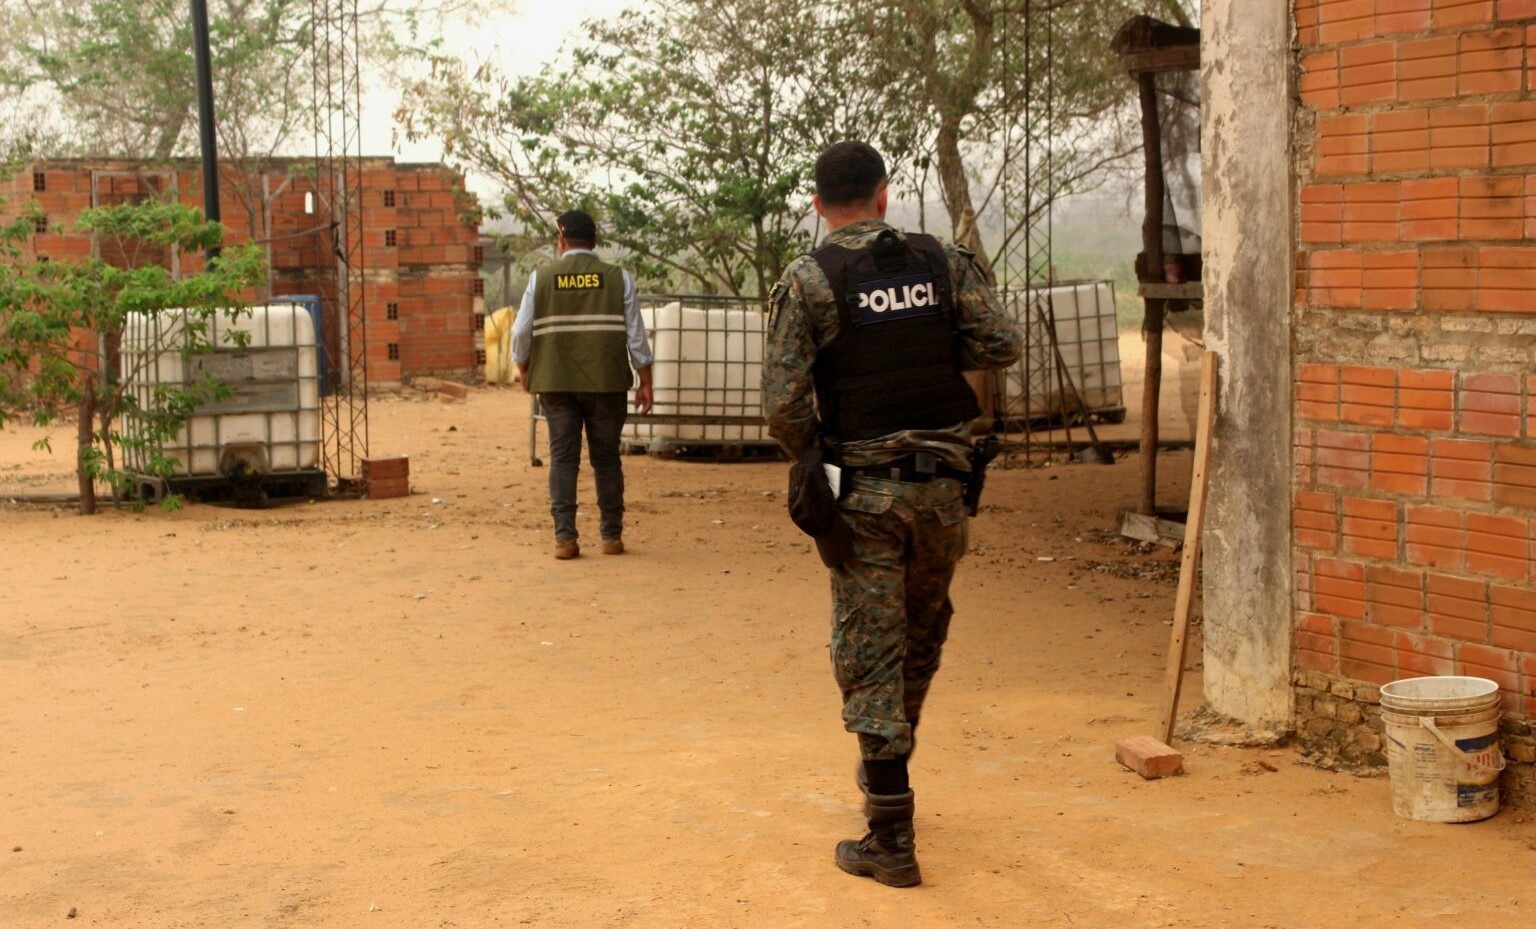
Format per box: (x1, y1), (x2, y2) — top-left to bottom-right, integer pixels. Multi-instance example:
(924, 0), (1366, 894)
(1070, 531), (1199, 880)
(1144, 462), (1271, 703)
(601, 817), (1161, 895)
(555, 273), (605, 290)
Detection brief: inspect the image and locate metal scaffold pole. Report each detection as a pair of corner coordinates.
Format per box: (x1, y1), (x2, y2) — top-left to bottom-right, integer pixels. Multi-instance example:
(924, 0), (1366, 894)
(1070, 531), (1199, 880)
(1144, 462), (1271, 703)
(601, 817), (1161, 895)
(189, 0), (222, 264)
(310, 0), (370, 489)
(998, 0), (1058, 469)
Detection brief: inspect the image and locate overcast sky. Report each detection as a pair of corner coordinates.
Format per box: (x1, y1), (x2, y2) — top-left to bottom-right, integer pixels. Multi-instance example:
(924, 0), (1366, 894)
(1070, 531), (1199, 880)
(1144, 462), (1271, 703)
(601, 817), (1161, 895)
(363, 0), (635, 194)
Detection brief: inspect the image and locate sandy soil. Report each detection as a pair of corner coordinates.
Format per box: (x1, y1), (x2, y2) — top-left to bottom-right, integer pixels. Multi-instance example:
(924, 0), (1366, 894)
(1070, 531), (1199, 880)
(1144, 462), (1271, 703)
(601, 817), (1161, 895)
(2, 334), (1532, 929)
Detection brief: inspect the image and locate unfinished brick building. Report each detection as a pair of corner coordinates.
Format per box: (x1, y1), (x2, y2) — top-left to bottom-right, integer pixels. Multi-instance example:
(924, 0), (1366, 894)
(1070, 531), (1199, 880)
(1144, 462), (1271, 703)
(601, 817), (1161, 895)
(1201, 0), (1536, 805)
(6, 157), (482, 386)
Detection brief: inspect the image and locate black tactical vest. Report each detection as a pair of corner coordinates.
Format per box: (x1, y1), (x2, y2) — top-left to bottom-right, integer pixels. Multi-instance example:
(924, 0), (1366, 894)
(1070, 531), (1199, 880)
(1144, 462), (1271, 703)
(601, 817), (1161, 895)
(810, 230), (981, 443)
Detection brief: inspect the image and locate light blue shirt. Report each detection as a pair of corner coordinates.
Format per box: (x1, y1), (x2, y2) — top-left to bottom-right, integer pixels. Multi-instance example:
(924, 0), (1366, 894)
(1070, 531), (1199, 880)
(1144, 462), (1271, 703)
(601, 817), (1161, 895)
(510, 249), (654, 369)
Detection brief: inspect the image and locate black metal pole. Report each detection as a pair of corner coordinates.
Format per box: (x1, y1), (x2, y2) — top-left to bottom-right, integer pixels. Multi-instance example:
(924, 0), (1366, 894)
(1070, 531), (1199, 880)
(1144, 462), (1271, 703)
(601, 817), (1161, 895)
(190, 0), (221, 264)
(1137, 70), (1165, 517)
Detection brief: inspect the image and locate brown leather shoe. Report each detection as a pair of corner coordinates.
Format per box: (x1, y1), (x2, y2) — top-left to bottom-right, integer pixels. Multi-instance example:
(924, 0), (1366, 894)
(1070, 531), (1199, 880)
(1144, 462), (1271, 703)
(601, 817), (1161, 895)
(554, 539), (580, 560)
(601, 538), (625, 555)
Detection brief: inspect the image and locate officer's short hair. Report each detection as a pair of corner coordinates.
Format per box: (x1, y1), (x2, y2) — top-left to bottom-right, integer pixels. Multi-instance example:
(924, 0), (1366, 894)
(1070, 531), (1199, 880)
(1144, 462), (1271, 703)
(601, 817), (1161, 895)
(815, 142), (887, 207)
(556, 210), (598, 247)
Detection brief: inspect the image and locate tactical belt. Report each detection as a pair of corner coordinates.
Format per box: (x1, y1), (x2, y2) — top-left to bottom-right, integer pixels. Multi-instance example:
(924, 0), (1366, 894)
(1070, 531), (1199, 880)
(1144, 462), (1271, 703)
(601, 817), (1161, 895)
(842, 453), (971, 485)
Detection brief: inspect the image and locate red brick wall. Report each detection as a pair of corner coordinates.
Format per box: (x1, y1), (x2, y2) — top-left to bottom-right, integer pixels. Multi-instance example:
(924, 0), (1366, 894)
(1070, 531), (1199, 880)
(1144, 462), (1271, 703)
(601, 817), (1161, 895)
(1293, 0), (1536, 722)
(4, 158), (480, 385)
(386, 166), (480, 378)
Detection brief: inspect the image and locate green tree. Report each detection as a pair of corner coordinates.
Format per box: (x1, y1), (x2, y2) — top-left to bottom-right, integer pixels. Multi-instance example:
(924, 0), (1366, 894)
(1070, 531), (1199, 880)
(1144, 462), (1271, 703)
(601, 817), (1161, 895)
(403, 0), (1193, 292)
(399, 0), (913, 298)
(0, 0), (490, 158)
(842, 0), (1192, 281)
(0, 0), (499, 286)
(0, 200), (266, 515)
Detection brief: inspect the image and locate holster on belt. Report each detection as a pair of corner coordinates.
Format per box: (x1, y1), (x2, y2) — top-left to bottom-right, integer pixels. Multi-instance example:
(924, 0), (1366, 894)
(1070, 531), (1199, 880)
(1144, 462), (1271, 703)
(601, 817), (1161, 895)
(963, 434), (1001, 517)
(786, 446), (856, 568)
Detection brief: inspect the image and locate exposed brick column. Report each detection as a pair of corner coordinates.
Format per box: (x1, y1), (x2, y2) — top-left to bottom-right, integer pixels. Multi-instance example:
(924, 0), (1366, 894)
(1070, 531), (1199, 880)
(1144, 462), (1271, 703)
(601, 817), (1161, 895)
(390, 164), (481, 383)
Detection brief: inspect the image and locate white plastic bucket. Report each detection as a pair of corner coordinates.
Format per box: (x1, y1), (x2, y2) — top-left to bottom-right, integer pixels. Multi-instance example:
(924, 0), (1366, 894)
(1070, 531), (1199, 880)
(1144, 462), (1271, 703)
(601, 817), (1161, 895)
(1380, 676), (1504, 822)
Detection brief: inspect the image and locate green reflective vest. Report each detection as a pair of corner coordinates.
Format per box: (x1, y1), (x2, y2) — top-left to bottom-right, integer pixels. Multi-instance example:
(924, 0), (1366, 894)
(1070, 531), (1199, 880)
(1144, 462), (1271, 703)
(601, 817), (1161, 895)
(527, 252), (632, 393)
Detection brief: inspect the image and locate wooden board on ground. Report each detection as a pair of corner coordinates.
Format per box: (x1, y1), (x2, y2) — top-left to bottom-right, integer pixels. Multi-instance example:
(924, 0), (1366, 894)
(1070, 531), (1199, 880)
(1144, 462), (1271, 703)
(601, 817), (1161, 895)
(1119, 510), (1185, 549)
(1157, 351), (1218, 745)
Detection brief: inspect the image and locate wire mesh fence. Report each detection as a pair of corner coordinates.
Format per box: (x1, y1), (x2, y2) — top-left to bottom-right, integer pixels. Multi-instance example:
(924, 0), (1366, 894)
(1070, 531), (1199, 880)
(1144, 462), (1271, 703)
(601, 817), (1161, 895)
(621, 295), (774, 456)
(527, 295), (777, 463)
(525, 282), (1123, 464)
(996, 280), (1126, 428)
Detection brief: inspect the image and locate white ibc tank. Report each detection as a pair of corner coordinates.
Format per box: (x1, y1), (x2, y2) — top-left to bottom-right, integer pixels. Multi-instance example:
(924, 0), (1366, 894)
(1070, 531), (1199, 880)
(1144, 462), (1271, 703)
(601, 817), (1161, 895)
(119, 304), (322, 477)
(998, 281), (1124, 420)
(623, 301), (770, 445)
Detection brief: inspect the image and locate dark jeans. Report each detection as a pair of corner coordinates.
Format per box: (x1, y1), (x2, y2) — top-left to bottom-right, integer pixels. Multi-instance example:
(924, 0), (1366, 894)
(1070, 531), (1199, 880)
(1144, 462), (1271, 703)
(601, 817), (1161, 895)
(541, 391), (629, 542)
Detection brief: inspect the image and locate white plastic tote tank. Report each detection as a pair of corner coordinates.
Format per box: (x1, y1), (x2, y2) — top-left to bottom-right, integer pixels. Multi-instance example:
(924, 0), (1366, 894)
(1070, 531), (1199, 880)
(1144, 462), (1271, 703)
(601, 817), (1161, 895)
(998, 281), (1124, 422)
(622, 301), (771, 446)
(119, 304), (323, 483)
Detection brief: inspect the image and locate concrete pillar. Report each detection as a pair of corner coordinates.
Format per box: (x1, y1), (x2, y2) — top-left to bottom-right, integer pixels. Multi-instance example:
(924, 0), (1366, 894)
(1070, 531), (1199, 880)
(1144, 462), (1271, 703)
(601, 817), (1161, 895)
(1199, 0), (1294, 729)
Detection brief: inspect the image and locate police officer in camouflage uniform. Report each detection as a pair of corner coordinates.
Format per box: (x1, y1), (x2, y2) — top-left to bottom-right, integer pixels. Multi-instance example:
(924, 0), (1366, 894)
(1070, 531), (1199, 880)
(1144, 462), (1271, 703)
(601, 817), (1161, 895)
(762, 142), (1022, 887)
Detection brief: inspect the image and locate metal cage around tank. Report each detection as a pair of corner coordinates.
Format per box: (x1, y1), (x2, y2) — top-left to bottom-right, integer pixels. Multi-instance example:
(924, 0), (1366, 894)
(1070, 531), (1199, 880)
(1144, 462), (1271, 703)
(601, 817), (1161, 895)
(524, 284), (1126, 464)
(994, 279), (1126, 428)
(527, 294), (778, 464)
(118, 303), (328, 502)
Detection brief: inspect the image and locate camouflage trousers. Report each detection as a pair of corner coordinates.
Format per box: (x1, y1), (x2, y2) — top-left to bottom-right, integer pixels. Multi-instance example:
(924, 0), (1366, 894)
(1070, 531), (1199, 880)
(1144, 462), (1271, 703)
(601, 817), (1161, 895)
(829, 475), (969, 761)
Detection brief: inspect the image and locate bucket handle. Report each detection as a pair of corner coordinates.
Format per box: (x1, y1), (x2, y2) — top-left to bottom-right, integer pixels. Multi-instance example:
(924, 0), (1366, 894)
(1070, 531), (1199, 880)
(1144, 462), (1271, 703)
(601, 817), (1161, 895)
(1421, 717), (1507, 774)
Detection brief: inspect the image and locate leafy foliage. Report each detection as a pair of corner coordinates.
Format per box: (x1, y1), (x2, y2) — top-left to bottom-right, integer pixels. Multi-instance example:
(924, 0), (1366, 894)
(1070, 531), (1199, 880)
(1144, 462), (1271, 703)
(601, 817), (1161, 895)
(0, 199), (266, 514)
(838, 0), (1173, 281)
(402, 0), (1193, 293)
(400, 0), (914, 298)
(0, 0), (494, 160)
(2, 0), (288, 160)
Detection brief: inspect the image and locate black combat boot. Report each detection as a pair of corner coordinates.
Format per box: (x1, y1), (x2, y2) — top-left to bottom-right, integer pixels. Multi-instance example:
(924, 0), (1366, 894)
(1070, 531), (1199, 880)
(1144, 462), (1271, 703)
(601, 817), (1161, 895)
(835, 790), (921, 887)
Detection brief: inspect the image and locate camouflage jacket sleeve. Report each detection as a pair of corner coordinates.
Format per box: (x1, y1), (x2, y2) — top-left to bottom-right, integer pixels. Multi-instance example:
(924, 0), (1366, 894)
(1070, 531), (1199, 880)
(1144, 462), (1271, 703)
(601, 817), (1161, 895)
(760, 262), (821, 460)
(948, 244), (1024, 371)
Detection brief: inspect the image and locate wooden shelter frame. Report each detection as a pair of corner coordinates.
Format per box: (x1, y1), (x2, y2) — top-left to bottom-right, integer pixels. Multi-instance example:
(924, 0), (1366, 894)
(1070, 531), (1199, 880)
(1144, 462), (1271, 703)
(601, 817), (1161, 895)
(1113, 15), (1203, 516)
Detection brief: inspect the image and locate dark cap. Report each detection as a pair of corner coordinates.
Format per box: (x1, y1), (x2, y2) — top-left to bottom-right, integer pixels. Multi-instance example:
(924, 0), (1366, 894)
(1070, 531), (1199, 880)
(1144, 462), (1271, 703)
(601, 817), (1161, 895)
(555, 210), (598, 245)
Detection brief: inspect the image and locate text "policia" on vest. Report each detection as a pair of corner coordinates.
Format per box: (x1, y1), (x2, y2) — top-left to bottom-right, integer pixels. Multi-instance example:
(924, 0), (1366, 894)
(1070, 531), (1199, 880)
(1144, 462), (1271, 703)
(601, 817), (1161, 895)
(855, 277), (939, 316)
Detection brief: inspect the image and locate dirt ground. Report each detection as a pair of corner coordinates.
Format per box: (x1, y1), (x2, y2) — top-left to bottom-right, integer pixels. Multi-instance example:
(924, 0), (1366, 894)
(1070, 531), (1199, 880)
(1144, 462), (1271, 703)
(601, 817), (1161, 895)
(2, 333), (1533, 929)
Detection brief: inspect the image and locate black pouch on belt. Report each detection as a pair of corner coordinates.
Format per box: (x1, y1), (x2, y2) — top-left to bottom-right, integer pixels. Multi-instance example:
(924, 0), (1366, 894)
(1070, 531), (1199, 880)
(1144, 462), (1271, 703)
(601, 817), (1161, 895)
(786, 446), (856, 568)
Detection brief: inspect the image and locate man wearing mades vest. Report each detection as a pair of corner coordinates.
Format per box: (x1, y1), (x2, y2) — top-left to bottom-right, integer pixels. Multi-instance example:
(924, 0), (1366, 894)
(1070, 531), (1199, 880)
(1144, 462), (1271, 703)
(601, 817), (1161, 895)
(512, 210), (654, 559)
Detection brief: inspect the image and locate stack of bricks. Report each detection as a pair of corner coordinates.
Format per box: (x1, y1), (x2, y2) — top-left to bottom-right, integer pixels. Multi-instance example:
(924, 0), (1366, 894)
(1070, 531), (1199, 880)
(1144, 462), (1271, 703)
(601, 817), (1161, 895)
(361, 455), (411, 500)
(1293, 368), (1536, 695)
(1293, 0), (1536, 781)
